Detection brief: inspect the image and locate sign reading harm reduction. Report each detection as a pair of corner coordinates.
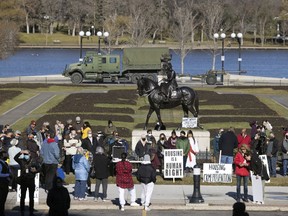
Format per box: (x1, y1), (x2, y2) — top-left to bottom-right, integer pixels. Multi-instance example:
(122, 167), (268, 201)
(203, 163), (233, 183)
(164, 149), (183, 178)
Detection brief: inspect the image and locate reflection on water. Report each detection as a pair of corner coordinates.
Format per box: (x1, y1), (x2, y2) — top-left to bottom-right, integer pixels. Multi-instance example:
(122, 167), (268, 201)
(0, 48), (287, 78)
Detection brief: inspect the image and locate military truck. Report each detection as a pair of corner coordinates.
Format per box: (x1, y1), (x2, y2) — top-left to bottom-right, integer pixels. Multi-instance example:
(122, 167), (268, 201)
(62, 47), (169, 84)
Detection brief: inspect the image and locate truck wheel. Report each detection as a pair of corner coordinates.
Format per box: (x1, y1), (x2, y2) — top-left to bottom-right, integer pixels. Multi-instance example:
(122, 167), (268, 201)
(131, 74), (141, 84)
(71, 72), (83, 84)
(206, 74), (217, 85)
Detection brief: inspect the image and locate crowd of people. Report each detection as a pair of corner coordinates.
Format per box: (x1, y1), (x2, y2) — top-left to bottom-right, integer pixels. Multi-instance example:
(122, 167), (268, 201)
(1, 117), (287, 214)
(0, 117), (203, 214)
(213, 120), (288, 204)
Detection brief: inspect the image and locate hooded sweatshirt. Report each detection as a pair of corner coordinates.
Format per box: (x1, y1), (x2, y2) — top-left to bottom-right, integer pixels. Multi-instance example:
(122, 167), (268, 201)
(41, 138), (60, 164)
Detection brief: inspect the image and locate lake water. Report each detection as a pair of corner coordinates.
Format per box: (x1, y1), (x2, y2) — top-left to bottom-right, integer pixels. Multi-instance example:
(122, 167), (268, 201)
(0, 48), (287, 78)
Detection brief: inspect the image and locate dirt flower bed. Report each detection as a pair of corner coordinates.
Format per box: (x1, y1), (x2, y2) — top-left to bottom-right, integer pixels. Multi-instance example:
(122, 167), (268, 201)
(0, 90), (22, 105)
(49, 90), (138, 113)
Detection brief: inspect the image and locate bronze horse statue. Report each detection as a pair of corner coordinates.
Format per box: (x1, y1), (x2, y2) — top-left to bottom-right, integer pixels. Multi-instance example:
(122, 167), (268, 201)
(137, 77), (199, 130)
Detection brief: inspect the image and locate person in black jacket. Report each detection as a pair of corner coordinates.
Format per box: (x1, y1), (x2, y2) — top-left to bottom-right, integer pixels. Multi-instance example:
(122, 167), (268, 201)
(219, 127), (238, 164)
(136, 154), (156, 211)
(93, 146), (110, 201)
(244, 150), (266, 204)
(0, 151), (11, 216)
(14, 150), (40, 215)
(47, 177), (70, 216)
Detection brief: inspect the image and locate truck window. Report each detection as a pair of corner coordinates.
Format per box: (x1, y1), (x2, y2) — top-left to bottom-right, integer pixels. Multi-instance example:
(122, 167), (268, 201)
(110, 57), (117, 63)
(102, 58), (106, 64)
(87, 57), (93, 63)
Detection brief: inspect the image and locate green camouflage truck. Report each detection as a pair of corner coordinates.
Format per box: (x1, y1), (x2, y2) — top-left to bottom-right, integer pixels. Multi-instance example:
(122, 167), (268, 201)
(62, 47), (169, 84)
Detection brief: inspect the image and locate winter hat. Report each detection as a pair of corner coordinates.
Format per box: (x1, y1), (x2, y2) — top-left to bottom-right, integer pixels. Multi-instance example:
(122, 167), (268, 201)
(15, 130), (22, 135)
(10, 138), (18, 146)
(143, 154), (150, 162)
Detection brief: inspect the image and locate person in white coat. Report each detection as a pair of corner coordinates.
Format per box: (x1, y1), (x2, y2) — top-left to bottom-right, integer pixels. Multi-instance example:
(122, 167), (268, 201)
(185, 130), (199, 172)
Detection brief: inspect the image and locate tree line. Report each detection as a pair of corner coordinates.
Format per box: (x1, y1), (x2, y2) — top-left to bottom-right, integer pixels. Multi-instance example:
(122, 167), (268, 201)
(1, 0), (287, 72)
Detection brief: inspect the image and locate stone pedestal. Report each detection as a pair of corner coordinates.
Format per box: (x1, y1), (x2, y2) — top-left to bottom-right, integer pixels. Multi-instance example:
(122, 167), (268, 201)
(132, 129), (210, 151)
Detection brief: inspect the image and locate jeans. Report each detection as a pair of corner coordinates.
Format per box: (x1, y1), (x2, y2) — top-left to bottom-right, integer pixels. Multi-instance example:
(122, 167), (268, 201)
(94, 178), (108, 199)
(268, 156), (277, 177)
(283, 159), (288, 176)
(74, 180), (87, 198)
(220, 155), (233, 164)
(236, 175), (249, 200)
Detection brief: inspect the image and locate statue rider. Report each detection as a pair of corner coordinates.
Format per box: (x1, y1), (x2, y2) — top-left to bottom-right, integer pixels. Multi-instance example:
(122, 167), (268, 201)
(160, 54), (178, 100)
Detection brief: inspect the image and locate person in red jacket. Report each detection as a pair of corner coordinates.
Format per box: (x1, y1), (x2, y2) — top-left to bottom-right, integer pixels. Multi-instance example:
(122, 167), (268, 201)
(237, 128), (251, 149)
(116, 152), (139, 211)
(234, 144), (250, 202)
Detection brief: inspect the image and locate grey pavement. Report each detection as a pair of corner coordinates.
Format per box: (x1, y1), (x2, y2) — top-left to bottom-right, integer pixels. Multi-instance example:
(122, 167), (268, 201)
(5, 184), (288, 212)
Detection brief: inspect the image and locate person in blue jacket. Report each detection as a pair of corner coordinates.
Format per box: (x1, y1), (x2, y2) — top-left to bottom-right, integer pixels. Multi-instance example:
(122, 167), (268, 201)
(72, 147), (90, 201)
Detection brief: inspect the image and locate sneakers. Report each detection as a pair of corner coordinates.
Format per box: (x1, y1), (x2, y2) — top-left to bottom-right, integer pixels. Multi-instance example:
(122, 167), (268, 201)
(144, 206), (151, 211)
(120, 205), (125, 211)
(94, 197), (98, 202)
(74, 197), (79, 200)
(130, 202), (140, 207)
(102, 198), (109, 202)
(79, 198), (87, 201)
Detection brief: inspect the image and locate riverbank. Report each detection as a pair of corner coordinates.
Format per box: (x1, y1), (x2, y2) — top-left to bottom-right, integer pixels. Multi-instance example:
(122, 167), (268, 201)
(17, 43), (288, 50)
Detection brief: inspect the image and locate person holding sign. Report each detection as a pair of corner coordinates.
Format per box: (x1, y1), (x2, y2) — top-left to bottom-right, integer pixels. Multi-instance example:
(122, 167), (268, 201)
(234, 144), (250, 202)
(186, 130), (199, 172)
(244, 151), (266, 204)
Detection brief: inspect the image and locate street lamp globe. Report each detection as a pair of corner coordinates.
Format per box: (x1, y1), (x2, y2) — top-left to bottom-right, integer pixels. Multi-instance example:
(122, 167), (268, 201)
(103, 32), (109, 37)
(220, 33), (226, 39)
(237, 33), (243, 38)
(213, 33), (219, 39)
(97, 31), (102, 37)
(79, 31), (85, 37)
(86, 31), (91, 37)
(231, 33), (236, 38)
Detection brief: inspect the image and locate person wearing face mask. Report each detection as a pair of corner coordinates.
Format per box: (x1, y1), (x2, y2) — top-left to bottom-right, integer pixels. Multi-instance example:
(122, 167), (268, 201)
(167, 130), (178, 149)
(176, 131), (190, 173)
(0, 151), (11, 216)
(156, 133), (168, 175)
(63, 129), (82, 175)
(81, 130), (98, 195)
(281, 132), (288, 176)
(14, 150), (40, 215)
(135, 134), (149, 160)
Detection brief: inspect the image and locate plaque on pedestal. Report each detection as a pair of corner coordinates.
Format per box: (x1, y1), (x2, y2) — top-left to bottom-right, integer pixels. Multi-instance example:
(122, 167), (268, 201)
(182, 117), (197, 128)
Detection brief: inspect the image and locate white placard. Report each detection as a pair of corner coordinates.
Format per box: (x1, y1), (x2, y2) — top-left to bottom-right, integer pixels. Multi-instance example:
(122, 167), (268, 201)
(182, 117), (198, 128)
(259, 154), (270, 183)
(164, 149), (184, 178)
(16, 170), (40, 203)
(203, 163), (233, 183)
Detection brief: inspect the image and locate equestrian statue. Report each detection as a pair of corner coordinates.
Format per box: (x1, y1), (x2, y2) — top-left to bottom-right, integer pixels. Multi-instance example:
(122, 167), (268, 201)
(137, 54), (199, 130)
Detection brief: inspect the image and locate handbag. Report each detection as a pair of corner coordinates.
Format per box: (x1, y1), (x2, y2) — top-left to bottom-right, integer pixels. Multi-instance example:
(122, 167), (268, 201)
(90, 167), (96, 179)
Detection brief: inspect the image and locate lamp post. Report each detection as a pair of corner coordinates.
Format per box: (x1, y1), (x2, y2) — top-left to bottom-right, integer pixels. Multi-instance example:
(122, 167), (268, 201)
(97, 31), (109, 54)
(79, 30), (91, 62)
(231, 32), (243, 73)
(213, 32), (226, 71)
(44, 15), (49, 46)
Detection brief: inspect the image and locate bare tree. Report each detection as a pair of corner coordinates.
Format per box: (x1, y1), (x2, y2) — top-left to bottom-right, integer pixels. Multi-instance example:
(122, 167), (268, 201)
(199, 0), (225, 71)
(126, 0), (155, 46)
(169, 0), (200, 75)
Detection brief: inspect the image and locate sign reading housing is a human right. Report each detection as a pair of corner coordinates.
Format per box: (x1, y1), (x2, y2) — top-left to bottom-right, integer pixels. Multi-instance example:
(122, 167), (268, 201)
(164, 149), (183, 178)
(203, 163), (233, 183)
